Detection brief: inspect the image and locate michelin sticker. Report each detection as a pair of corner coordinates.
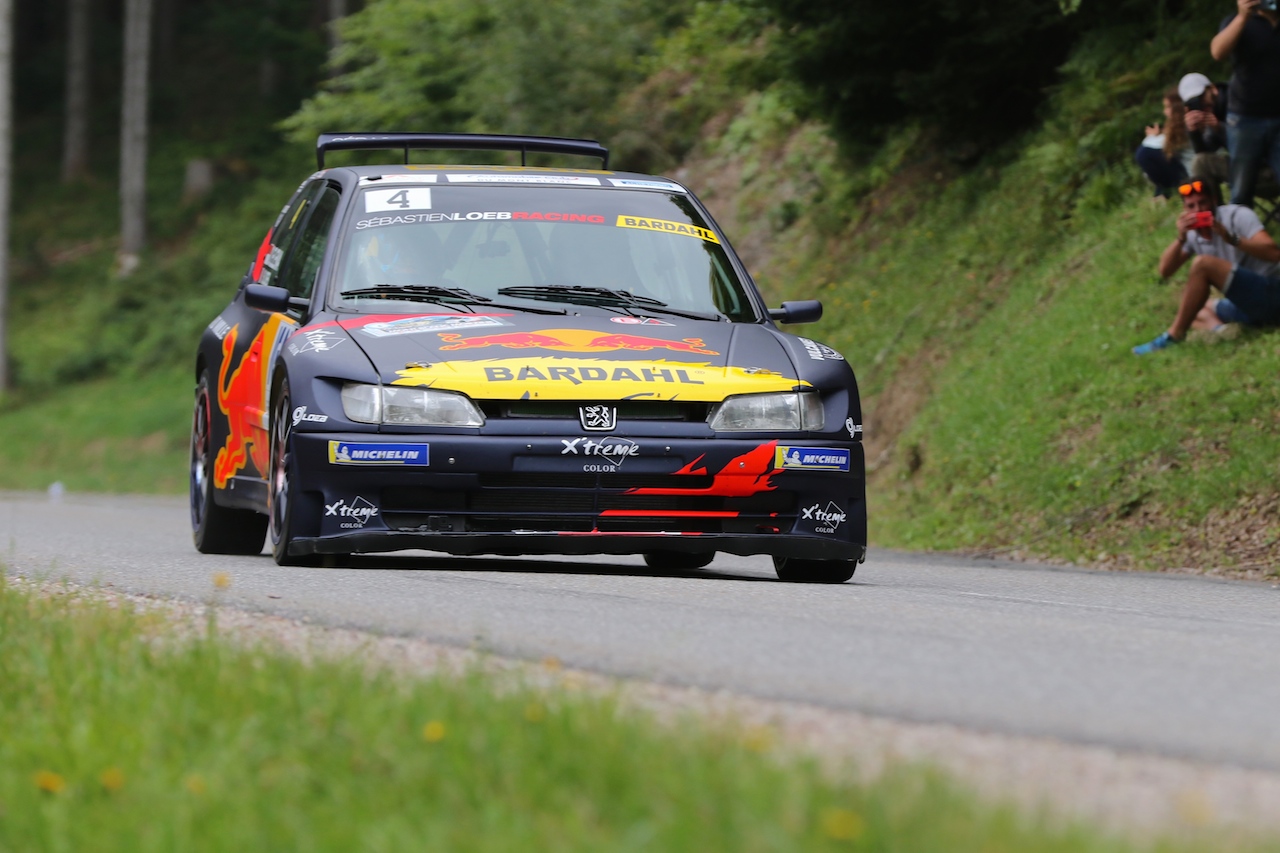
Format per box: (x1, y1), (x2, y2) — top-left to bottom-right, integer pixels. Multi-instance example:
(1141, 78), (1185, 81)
(446, 174), (602, 185)
(329, 442), (430, 466)
(358, 315), (508, 338)
(364, 187), (432, 212)
(801, 502), (847, 534)
(325, 496), (380, 529)
(776, 446), (851, 472)
(608, 178), (686, 192)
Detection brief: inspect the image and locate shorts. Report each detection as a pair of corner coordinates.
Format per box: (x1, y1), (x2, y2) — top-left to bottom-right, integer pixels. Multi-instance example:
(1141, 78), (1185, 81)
(1219, 266), (1280, 326)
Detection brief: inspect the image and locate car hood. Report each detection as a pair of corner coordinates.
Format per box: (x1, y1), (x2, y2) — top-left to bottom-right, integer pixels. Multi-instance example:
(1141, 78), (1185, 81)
(335, 312), (808, 402)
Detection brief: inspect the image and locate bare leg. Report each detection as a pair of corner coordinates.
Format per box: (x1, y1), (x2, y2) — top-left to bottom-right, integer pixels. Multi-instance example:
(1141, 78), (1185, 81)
(1170, 256), (1233, 338)
(1190, 299), (1224, 331)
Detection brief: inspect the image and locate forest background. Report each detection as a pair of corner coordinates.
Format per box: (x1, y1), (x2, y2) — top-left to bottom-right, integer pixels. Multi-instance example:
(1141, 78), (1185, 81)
(3, 0), (1276, 575)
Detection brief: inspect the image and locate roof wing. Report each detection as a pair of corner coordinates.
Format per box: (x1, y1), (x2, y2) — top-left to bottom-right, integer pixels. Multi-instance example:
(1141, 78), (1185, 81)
(315, 133), (610, 170)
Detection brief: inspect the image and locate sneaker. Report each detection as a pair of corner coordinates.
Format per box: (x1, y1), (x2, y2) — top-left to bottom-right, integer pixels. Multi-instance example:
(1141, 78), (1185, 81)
(1132, 331), (1180, 355)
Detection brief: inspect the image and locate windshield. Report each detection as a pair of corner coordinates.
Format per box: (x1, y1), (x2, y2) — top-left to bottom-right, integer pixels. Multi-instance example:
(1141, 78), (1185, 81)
(331, 185), (757, 321)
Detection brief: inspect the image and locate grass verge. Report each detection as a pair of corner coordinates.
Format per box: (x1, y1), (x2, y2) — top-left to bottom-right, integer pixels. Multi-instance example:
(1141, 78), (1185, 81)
(0, 368), (190, 494)
(0, 576), (1257, 852)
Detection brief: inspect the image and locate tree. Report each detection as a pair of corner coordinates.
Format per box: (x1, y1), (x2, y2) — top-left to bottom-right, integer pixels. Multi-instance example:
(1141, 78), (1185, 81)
(61, 0), (90, 183)
(118, 0), (152, 276)
(0, 0), (10, 391)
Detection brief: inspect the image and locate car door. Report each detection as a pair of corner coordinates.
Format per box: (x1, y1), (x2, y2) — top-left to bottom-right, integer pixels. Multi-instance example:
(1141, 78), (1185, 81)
(210, 180), (327, 497)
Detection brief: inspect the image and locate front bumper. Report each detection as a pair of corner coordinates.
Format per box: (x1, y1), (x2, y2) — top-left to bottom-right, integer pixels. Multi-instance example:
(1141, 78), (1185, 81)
(286, 432), (867, 561)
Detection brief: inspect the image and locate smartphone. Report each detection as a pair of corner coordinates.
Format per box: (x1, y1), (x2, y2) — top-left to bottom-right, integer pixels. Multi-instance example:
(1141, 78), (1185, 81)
(1193, 211), (1214, 229)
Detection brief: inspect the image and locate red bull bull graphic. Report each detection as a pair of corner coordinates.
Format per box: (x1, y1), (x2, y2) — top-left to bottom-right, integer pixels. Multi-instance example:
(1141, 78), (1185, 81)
(624, 443), (779, 499)
(392, 358), (809, 402)
(436, 328), (719, 355)
(213, 315), (293, 488)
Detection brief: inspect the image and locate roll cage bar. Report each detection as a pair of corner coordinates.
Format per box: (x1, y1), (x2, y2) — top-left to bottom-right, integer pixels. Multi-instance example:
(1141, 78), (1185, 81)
(315, 133), (610, 170)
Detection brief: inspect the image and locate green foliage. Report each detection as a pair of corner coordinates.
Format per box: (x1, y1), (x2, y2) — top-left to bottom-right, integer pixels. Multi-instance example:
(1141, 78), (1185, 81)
(282, 0), (681, 167)
(0, 580), (1260, 852)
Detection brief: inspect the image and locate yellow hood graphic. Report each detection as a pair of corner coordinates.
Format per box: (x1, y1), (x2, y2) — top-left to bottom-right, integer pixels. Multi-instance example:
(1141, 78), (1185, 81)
(392, 357), (809, 401)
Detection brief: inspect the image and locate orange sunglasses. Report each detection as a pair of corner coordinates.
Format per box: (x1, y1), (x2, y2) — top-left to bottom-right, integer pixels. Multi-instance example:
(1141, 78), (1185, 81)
(1178, 180), (1207, 196)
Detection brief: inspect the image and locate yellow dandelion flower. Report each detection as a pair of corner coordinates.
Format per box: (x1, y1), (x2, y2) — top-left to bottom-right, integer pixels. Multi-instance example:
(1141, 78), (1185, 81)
(523, 702), (546, 723)
(212, 572), (231, 590)
(99, 767), (125, 793)
(541, 655), (562, 671)
(422, 720), (446, 742)
(184, 774), (207, 795)
(34, 770), (66, 794)
(821, 807), (866, 841)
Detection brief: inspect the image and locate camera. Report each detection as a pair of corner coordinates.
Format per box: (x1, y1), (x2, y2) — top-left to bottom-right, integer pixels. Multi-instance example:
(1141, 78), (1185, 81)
(1185, 94), (1207, 112)
(1193, 211), (1215, 229)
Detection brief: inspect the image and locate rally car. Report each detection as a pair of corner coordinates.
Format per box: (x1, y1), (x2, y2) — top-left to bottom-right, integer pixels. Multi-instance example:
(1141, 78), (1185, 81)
(190, 133), (866, 582)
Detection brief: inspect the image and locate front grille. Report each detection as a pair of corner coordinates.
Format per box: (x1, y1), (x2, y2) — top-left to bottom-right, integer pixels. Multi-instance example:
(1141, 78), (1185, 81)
(478, 400), (710, 422)
(378, 473), (795, 534)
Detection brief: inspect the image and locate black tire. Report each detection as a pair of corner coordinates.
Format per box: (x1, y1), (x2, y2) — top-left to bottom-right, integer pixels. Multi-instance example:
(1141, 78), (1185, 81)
(772, 555), (856, 584)
(268, 383), (322, 567)
(190, 372), (268, 554)
(642, 551), (716, 570)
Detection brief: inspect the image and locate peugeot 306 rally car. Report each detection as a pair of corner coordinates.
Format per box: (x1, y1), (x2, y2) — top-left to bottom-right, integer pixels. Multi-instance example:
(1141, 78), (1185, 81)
(190, 133), (866, 582)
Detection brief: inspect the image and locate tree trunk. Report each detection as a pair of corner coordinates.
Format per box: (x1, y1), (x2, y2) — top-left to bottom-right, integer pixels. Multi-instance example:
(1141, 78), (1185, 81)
(118, 0), (152, 274)
(0, 0), (11, 390)
(328, 0), (346, 50)
(61, 0), (91, 183)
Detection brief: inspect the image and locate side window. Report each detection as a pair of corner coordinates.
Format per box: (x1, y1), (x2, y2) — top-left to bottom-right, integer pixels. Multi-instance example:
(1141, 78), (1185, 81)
(277, 186), (341, 300)
(260, 181), (321, 288)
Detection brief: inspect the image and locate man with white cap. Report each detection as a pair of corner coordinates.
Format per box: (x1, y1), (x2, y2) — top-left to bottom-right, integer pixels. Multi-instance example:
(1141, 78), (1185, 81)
(1178, 72), (1231, 186)
(1211, 0), (1280, 206)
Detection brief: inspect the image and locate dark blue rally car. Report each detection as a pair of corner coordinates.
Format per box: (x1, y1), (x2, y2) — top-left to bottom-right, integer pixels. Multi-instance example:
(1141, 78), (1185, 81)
(190, 133), (866, 582)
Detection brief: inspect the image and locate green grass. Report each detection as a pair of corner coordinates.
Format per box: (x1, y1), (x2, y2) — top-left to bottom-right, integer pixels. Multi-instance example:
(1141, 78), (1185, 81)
(0, 369), (189, 493)
(0, 576), (1266, 852)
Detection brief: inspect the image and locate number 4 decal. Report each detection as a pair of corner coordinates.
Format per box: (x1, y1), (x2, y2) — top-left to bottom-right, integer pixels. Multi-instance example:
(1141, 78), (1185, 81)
(364, 187), (432, 213)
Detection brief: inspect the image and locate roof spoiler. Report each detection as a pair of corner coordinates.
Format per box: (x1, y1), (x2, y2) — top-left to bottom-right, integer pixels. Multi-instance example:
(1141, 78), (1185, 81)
(315, 133), (610, 170)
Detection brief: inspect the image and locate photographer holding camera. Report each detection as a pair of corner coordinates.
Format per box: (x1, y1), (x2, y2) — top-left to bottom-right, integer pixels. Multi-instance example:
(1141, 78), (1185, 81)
(1178, 74), (1231, 184)
(1134, 178), (1280, 354)
(1211, 0), (1280, 206)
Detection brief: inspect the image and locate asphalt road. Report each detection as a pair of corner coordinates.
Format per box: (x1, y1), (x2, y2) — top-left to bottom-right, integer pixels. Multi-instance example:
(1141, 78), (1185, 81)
(4, 491), (1278, 772)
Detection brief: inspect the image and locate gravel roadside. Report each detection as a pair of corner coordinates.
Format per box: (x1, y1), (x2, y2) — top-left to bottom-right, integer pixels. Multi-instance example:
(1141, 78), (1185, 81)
(14, 574), (1280, 844)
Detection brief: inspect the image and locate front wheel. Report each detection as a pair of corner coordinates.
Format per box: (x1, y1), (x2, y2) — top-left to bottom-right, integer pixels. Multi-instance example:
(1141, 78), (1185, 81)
(269, 383), (320, 567)
(190, 371), (267, 554)
(772, 555), (856, 584)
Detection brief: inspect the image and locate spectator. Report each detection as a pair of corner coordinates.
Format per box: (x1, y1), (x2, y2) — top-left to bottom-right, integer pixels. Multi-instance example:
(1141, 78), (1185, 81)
(1135, 87), (1193, 196)
(1177, 73), (1232, 184)
(1133, 178), (1280, 354)
(1211, 0), (1280, 206)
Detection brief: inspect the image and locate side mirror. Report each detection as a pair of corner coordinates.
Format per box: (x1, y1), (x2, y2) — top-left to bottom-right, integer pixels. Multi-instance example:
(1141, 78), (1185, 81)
(768, 300), (823, 324)
(244, 283), (309, 313)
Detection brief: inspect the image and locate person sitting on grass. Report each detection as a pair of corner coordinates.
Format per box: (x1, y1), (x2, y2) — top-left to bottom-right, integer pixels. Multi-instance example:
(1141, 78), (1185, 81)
(1133, 177), (1280, 354)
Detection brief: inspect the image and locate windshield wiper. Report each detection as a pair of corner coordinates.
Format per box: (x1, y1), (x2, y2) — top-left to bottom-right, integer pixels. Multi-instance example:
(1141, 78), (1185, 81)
(342, 285), (492, 304)
(497, 285), (722, 321)
(340, 284), (567, 315)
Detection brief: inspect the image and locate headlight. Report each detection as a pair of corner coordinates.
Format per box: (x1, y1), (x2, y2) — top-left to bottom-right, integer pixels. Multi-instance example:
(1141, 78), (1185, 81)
(707, 392), (824, 432)
(340, 383), (485, 427)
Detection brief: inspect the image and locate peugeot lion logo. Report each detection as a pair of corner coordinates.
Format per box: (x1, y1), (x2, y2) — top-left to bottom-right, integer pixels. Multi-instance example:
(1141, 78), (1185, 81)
(579, 404), (617, 431)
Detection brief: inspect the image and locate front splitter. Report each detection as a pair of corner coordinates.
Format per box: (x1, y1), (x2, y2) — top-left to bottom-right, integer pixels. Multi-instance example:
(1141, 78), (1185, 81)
(290, 530), (866, 562)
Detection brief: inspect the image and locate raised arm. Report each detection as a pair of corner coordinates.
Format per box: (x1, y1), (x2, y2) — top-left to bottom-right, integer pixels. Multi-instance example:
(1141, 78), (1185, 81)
(1212, 0), (1259, 61)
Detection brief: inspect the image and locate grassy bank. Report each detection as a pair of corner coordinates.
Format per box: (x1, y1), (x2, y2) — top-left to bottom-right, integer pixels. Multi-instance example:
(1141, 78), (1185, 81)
(0, 577), (1262, 852)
